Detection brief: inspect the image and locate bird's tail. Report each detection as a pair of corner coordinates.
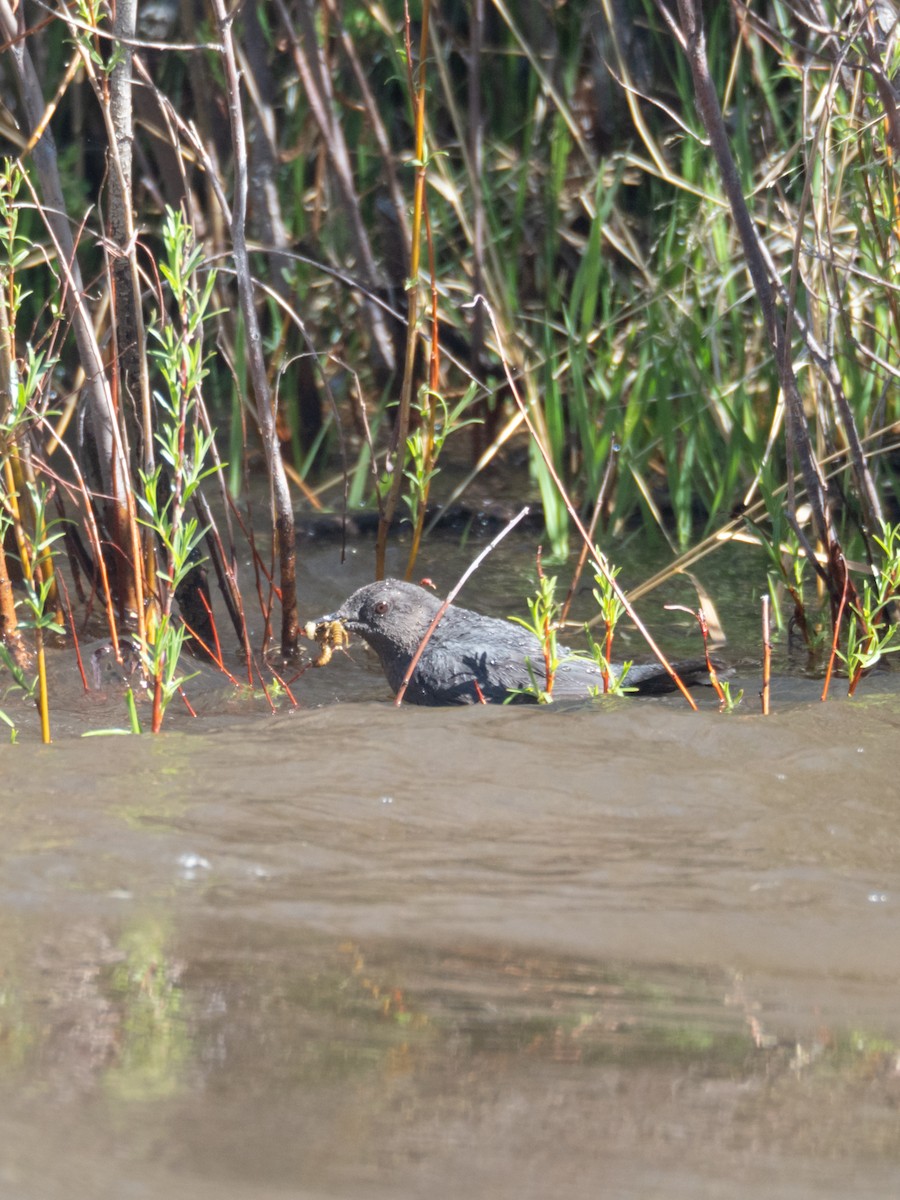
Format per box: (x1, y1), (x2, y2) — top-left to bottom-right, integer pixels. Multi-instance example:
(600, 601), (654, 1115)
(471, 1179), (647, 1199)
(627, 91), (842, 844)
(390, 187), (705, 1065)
(625, 657), (728, 695)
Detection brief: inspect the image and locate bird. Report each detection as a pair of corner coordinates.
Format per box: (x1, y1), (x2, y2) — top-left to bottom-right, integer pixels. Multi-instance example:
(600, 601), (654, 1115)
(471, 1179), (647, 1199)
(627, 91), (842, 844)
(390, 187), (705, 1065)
(314, 578), (712, 706)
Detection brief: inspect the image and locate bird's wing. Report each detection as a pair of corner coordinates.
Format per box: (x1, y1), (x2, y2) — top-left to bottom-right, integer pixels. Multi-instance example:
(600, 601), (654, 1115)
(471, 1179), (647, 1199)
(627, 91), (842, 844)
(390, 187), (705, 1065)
(547, 654), (606, 697)
(408, 645), (532, 705)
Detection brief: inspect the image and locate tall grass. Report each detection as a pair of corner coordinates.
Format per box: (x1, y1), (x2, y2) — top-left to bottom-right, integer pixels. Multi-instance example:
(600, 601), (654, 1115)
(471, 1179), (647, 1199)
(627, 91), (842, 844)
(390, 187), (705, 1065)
(2, 0), (900, 735)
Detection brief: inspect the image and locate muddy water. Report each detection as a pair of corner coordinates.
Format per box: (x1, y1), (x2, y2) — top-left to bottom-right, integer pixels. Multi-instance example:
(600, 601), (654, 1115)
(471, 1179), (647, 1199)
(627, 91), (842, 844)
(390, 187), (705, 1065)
(3, 543), (900, 1198)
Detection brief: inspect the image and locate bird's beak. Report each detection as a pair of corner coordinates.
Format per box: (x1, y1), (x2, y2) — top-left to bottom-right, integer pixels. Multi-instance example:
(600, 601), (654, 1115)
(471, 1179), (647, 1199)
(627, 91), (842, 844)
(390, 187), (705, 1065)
(311, 605), (358, 630)
(315, 609), (342, 624)
(304, 608), (345, 642)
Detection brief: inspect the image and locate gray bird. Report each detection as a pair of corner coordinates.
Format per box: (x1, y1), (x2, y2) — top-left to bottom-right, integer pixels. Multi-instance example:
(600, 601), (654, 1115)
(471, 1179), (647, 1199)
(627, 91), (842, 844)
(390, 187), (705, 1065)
(316, 578), (711, 706)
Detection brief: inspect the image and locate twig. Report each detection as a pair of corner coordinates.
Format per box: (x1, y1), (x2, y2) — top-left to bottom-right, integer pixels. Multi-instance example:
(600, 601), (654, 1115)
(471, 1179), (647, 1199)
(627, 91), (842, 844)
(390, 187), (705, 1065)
(209, 0), (298, 656)
(272, 0), (395, 375)
(468, 293), (699, 711)
(761, 594), (771, 715)
(560, 440), (618, 626)
(1, 0), (139, 632)
(821, 548), (849, 701)
(57, 573), (88, 691)
(394, 505), (531, 705)
(376, 0), (432, 580)
(666, 0), (837, 587)
(664, 604), (725, 703)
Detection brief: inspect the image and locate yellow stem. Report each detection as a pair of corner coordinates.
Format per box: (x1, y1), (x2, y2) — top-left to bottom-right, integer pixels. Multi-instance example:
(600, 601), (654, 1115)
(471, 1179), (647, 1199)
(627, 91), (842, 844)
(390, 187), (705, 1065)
(35, 626), (50, 743)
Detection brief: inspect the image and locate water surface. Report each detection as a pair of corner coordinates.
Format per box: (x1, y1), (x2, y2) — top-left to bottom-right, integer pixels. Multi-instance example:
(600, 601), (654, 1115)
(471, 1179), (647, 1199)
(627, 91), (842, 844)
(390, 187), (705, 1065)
(2, 541), (900, 1198)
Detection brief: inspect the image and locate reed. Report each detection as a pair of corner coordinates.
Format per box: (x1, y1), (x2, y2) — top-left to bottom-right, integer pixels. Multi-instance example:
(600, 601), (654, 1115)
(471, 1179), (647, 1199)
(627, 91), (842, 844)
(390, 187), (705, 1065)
(2, 1), (900, 734)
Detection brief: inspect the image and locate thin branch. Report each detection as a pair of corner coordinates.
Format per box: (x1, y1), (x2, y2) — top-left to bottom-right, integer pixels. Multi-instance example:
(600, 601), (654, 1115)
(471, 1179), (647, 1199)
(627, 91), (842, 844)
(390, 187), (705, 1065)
(209, 0), (298, 655)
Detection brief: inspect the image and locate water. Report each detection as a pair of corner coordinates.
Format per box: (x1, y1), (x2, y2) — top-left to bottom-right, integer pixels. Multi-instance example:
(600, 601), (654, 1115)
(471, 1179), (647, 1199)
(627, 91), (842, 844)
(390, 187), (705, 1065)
(2, 538), (900, 1198)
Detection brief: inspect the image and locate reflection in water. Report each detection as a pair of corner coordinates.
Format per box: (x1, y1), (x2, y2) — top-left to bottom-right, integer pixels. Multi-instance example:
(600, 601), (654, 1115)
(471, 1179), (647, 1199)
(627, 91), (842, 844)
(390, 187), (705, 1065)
(4, 919), (900, 1200)
(105, 918), (187, 1101)
(1, 658), (900, 1196)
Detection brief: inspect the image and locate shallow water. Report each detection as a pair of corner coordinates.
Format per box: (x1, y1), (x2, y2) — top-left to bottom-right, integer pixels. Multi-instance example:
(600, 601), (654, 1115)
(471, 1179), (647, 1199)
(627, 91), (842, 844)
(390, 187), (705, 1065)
(2, 540), (900, 1198)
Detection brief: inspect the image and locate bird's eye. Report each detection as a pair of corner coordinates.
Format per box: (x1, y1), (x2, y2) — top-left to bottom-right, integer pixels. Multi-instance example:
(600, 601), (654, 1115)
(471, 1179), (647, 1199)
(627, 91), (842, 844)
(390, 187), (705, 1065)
(374, 600), (390, 615)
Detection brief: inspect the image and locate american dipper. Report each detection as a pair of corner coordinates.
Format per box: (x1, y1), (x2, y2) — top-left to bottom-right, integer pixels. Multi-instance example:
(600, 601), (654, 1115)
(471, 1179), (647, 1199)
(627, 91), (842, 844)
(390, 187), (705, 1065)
(317, 578), (711, 706)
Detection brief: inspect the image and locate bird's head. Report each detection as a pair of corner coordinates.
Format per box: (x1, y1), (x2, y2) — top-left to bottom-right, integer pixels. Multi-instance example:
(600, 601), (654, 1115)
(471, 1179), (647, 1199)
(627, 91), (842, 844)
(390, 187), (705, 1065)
(318, 579), (443, 657)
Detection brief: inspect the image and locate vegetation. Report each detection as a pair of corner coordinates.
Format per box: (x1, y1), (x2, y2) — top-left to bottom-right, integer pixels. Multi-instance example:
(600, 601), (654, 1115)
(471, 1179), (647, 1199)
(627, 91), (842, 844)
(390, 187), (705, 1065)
(2, 0), (900, 735)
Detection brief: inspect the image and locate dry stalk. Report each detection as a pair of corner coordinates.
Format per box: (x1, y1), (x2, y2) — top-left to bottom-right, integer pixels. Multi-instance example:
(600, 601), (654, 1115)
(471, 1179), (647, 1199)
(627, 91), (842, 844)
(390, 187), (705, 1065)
(0, 0), (138, 629)
(210, 0), (298, 657)
(376, 0), (432, 580)
(471, 293), (699, 711)
(272, 0), (395, 376)
(395, 505), (531, 705)
(761, 594), (771, 715)
(666, 0), (838, 589)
